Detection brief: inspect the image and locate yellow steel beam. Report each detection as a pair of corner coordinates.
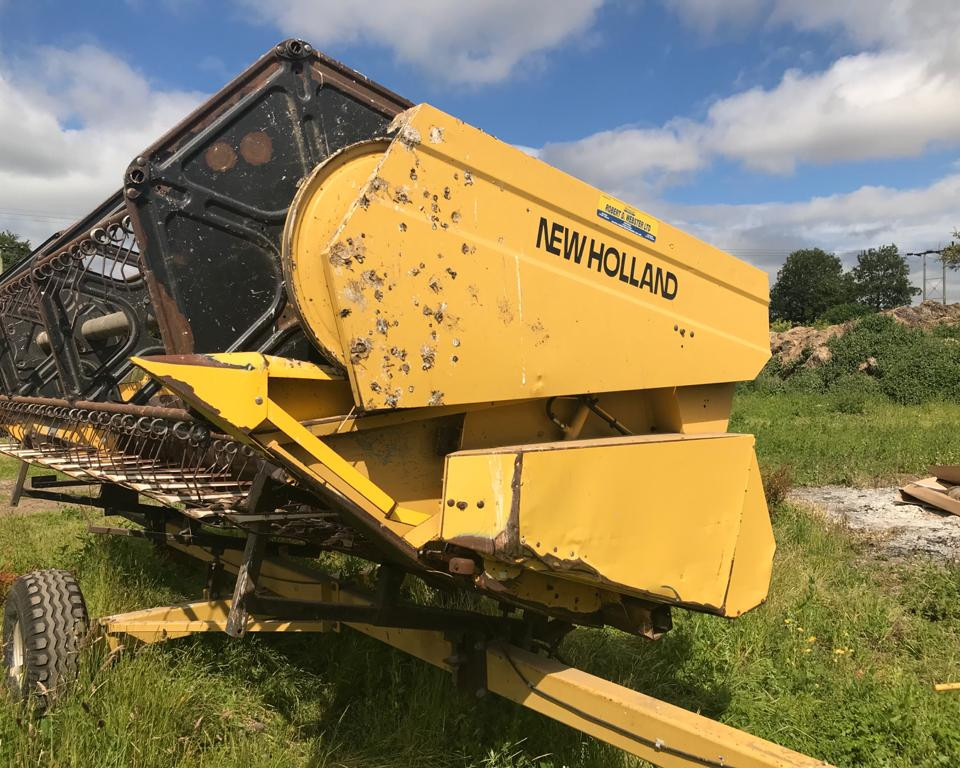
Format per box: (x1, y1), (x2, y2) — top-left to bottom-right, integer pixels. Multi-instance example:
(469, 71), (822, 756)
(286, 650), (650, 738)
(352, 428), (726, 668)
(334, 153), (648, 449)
(99, 599), (333, 650)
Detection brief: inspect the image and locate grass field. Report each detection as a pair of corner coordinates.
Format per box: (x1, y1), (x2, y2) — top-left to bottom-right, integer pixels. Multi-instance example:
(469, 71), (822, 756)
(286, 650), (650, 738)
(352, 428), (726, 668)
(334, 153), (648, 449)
(731, 392), (960, 486)
(0, 395), (959, 767)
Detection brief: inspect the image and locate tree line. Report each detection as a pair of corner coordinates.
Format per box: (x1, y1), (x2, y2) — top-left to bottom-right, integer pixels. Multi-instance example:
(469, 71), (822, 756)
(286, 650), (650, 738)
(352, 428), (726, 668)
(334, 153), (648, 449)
(770, 244), (920, 326)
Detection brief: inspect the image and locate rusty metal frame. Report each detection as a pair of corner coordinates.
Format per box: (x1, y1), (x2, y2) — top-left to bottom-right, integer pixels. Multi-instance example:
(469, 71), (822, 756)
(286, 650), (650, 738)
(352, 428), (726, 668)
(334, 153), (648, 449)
(125, 38), (412, 361)
(0, 205), (163, 401)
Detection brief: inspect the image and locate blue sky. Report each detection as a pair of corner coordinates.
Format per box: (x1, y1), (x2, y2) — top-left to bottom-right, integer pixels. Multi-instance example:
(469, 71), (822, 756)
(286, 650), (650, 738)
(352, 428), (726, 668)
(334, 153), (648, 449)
(1, 0), (958, 296)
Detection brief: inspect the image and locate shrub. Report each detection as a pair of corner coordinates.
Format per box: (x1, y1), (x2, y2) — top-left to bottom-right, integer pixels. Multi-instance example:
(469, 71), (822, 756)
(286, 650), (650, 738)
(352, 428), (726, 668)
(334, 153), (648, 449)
(818, 315), (960, 408)
(816, 302), (873, 325)
(762, 464), (793, 506)
(781, 366), (825, 394)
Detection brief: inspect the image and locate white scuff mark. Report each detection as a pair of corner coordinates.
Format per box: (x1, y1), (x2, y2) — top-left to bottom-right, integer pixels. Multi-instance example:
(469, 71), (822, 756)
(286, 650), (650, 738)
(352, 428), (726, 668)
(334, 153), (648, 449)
(515, 252), (525, 386)
(491, 455), (506, 532)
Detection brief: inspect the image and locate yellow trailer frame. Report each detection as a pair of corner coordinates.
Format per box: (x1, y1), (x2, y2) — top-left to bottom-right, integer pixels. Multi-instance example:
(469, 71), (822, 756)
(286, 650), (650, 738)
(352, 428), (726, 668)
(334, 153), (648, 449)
(97, 536), (829, 768)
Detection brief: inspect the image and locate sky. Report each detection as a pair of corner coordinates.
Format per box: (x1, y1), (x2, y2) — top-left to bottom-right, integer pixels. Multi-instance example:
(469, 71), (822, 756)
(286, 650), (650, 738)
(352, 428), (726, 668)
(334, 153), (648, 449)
(0, 0), (958, 298)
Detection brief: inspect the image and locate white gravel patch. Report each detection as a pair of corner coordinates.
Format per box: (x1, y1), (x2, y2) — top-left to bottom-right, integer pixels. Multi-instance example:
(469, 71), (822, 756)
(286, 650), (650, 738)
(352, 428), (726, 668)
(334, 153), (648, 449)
(789, 485), (960, 560)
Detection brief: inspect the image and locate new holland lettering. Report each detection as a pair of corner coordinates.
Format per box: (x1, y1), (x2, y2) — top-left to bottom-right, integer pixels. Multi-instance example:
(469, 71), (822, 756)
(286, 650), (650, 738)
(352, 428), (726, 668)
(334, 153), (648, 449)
(535, 216), (677, 301)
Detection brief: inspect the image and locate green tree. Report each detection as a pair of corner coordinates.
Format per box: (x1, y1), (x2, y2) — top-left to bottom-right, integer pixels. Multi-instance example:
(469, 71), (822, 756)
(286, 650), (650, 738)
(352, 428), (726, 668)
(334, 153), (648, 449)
(942, 229), (960, 269)
(851, 244), (919, 310)
(770, 248), (851, 324)
(0, 230), (32, 272)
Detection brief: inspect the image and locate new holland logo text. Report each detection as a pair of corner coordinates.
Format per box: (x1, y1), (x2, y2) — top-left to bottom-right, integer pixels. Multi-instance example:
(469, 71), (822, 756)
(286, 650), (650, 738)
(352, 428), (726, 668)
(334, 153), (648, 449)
(535, 216), (677, 301)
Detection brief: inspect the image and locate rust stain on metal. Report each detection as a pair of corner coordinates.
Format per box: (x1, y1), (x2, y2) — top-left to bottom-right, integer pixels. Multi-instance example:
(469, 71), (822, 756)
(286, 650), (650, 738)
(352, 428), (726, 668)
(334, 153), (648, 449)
(497, 454), (524, 556)
(497, 298), (514, 325)
(239, 131), (273, 165)
(448, 534), (496, 556)
(420, 345), (435, 371)
(361, 269), (383, 289)
(329, 238), (365, 268)
(144, 353), (248, 370)
(205, 142), (238, 172)
(350, 337), (372, 363)
(150, 279), (195, 354)
(389, 115), (421, 149)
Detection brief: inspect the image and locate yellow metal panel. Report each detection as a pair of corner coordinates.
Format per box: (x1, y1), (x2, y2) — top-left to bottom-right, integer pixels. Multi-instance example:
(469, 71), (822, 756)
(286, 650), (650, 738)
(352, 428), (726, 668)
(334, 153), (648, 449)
(441, 433), (772, 615)
(325, 417), (450, 519)
(649, 383), (736, 434)
(284, 104), (770, 410)
(281, 141), (390, 367)
(721, 451), (776, 616)
(440, 451), (519, 553)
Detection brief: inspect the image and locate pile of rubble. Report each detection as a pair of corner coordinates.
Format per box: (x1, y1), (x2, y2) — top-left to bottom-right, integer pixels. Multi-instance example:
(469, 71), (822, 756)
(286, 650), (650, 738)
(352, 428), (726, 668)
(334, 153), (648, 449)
(770, 301), (960, 368)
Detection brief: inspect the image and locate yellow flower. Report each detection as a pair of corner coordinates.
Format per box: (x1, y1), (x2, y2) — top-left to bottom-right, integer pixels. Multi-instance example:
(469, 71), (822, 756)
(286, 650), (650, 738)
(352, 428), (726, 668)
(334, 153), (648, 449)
(806, 636), (817, 643)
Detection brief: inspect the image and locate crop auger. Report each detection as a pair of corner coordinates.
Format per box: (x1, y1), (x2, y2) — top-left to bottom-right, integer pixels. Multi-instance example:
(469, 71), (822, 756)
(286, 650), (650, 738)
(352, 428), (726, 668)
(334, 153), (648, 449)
(0, 40), (829, 767)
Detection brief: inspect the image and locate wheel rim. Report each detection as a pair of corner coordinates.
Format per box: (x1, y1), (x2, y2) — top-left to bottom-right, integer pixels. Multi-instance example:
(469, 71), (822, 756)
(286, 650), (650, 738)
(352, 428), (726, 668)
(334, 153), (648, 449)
(9, 618), (24, 690)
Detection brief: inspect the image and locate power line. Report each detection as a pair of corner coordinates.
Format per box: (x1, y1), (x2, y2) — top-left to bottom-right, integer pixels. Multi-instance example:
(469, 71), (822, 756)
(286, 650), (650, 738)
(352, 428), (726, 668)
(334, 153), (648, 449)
(0, 211), (79, 224)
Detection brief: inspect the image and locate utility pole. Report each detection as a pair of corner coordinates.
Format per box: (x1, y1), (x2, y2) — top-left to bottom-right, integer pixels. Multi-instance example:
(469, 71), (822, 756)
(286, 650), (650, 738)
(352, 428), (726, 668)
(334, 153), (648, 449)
(907, 248), (947, 304)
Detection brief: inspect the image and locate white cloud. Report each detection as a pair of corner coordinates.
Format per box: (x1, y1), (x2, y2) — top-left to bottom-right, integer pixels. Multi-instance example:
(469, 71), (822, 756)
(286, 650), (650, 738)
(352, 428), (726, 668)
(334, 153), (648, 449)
(541, 121), (704, 196)
(0, 45), (204, 246)
(237, 0), (605, 85)
(544, 0), (960, 184)
(670, 174), (960, 272)
(703, 49), (960, 173)
(661, 0), (766, 37)
(531, 0), (960, 284)
(667, 0), (960, 52)
(661, 174), (960, 300)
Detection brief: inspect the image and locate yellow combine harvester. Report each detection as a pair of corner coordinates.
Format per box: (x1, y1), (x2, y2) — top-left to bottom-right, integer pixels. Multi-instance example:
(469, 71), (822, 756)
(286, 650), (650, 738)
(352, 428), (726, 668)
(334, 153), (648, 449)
(0, 41), (827, 767)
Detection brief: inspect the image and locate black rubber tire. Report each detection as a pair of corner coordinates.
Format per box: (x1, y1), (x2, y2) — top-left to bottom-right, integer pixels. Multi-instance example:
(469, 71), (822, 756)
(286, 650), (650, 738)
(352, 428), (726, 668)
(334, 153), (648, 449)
(3, 569), (88, 710)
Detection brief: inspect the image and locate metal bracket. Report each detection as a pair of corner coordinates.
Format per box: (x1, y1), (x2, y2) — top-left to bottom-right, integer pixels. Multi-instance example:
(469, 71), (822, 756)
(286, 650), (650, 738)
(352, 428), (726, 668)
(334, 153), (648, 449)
(225, 531), (265, 638)
(9, 460), (27, 507)
(447, 634), (488, 700)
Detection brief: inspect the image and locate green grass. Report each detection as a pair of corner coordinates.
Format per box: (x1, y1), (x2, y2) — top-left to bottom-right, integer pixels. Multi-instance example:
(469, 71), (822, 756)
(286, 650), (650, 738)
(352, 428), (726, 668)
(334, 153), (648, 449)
(731, 392), (960, 486)
(0, 502), (959, 768)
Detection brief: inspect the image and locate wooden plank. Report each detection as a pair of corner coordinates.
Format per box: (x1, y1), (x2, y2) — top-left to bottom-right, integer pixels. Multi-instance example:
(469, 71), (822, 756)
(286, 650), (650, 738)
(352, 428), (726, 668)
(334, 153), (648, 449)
(900, 477), (960, 517)
(930, 465), (960, 484)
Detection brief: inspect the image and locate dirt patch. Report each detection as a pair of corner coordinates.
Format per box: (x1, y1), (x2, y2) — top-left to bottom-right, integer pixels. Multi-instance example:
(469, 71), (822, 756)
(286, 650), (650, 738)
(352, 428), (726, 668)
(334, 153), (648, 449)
(0, 479), (70, 517)
(790, 485), (960, 560)
(770, 300), (960, 367)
